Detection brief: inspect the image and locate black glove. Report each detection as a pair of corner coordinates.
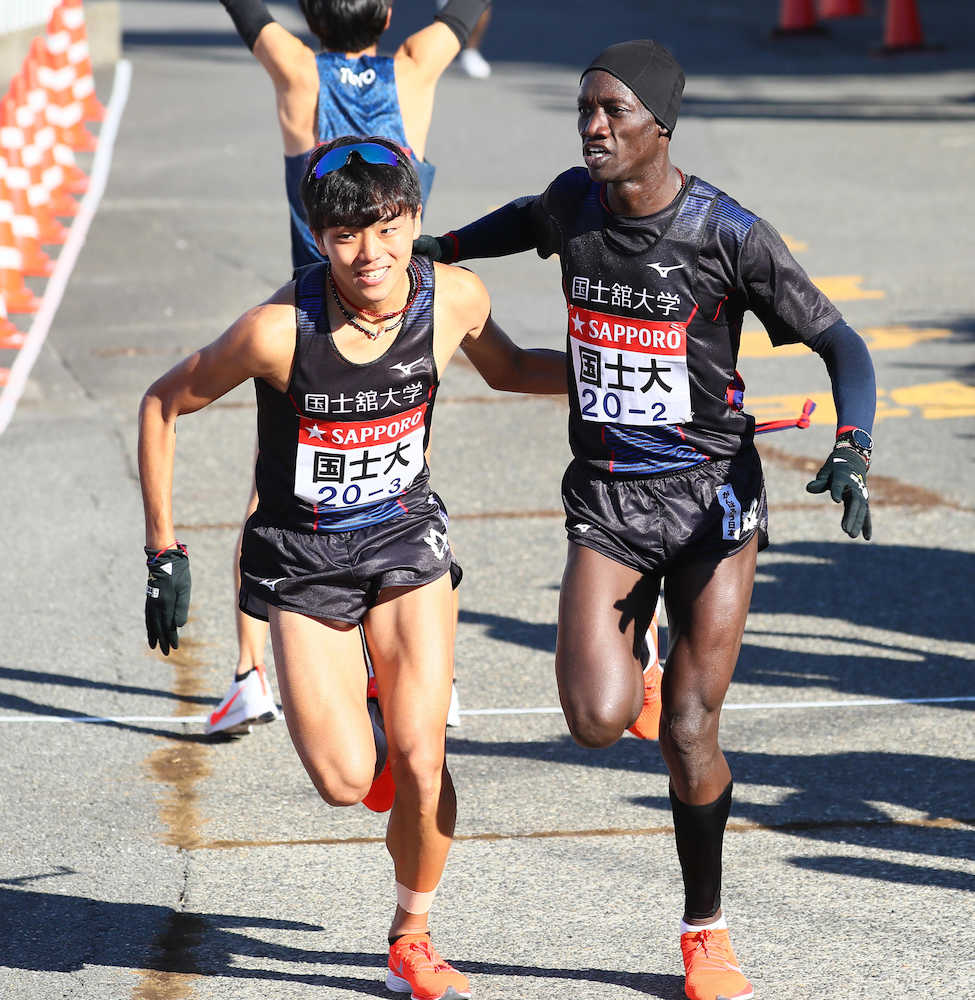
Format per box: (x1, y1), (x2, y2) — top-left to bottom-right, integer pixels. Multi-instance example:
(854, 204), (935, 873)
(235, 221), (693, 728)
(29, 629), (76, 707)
(806, 442), (872, 540)
(145, 543), (191, 655)
(412, 234), (449, 261)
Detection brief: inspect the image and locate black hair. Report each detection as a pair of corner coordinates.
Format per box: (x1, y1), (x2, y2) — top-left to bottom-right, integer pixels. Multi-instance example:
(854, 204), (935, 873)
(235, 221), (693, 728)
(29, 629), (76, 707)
(301, 135), (421, 234)
(298, 0), (391, 52)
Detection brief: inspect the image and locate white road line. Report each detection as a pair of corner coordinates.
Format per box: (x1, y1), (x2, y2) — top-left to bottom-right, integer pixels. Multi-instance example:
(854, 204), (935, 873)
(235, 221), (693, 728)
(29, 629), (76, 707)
(0, 695), (972, 726)
(462, 695), (975, 716)
(0, 59), (133, 436)
(0, 715), (210, 724)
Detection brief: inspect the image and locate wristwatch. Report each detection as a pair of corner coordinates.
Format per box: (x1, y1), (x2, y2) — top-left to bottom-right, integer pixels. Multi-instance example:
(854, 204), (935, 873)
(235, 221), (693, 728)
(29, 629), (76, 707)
(837, 427), (873, 466)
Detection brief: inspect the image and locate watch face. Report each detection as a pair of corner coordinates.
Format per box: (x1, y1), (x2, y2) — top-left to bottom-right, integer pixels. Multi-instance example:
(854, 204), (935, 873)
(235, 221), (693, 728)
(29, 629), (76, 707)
(850, 428), (873, 451)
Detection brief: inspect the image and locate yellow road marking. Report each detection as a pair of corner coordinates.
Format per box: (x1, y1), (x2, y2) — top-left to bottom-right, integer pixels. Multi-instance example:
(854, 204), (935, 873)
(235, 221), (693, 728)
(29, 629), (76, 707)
(739, 324), (952, 359)
(889, 381), (975, 420)
(811, 275), (885, 301)
(860, 325), (951, 350)
(782, 234), (808, 254)
(746, 381), (975, 425)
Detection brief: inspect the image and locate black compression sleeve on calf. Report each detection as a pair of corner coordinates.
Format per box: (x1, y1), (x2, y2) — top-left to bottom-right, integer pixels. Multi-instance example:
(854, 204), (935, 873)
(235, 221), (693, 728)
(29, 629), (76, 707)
(670, 781), (733, 921)
(434, 0), (491, 47)
(805, 319), (877, 433)
(220, 0), (275, 50)
(446, 196), (540, 261)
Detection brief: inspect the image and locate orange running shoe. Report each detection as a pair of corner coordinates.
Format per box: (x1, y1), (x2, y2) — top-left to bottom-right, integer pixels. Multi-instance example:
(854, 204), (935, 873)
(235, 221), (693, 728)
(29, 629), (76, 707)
(628, 660), (663, 739)
(681, 928), (753, 1000)
(362, 675), (395, 812)
(628, 603), (663, 739)
(386, 932), (471, 1000)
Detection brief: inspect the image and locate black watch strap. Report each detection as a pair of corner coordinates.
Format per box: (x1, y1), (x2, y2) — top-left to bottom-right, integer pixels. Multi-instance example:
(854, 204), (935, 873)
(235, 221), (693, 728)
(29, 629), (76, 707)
(836, 428), (873, 465)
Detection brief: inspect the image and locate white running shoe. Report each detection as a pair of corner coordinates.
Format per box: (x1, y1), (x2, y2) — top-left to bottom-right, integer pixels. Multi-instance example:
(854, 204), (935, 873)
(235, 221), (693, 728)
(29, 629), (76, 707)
(446, 680), (461, 728)
(458, 48), (491, 79)
(205, 664), (280, 736)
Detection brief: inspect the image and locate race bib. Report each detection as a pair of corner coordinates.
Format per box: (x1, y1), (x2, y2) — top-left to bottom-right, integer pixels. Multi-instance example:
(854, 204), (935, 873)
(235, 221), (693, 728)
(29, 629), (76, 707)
(294, 403), (427, 510)
(568, 305), (692, 426)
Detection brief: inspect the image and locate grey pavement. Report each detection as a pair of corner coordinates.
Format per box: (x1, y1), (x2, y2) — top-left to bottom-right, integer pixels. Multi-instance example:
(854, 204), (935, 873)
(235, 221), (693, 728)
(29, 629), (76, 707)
(0, 1), (973, 998)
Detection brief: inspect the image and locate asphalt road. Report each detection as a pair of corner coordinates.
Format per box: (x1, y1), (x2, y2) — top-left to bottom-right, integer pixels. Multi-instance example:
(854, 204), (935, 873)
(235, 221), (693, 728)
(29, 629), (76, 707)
(1, 2), (973, 998)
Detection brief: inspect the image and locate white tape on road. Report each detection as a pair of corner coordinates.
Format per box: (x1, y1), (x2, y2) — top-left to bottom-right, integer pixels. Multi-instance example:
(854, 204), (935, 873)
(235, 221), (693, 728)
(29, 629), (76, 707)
(0, 59), (133, 436)
(0, 694), (972, 726)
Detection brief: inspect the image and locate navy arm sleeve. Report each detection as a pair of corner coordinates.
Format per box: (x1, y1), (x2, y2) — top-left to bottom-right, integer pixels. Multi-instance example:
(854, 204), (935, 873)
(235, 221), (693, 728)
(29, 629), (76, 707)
(438, 195), (551, 263)
(805, 319), (877, 434)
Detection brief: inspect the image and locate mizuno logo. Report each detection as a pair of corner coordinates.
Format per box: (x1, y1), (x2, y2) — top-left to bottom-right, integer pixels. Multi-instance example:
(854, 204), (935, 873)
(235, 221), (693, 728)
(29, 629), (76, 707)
(260, 578), (286, 591)
(391, 358), (425, 376)
(647, 262), (685, 277)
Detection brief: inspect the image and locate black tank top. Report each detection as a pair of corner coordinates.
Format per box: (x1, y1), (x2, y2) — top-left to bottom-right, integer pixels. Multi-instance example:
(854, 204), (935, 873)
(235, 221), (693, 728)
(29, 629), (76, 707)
(543, 169), (759, 475)
(253, 256), (438, 532)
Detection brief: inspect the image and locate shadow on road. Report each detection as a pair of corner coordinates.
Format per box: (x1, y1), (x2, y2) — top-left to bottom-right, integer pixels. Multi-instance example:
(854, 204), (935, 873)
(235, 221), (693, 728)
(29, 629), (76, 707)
(0, 885), (683, 996)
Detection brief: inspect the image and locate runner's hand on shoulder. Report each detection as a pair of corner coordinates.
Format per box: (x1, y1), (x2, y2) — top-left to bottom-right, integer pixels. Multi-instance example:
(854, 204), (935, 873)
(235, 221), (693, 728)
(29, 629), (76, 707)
(144, 543), (191, 655)
(806, 441), (872, 540)
(413, 234), (449, 261)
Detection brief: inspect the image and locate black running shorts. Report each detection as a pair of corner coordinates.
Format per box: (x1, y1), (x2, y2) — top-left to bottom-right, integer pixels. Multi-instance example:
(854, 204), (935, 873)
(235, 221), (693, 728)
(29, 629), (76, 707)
(561, 446), (769, 576)
(240, 489), (458, 624)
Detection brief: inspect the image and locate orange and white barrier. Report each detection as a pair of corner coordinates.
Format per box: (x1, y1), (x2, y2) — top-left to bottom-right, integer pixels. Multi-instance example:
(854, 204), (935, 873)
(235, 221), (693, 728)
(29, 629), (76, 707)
(0, 2), (130, 431)
(38, 5), (97, 151)
(61, 0), (105, 123)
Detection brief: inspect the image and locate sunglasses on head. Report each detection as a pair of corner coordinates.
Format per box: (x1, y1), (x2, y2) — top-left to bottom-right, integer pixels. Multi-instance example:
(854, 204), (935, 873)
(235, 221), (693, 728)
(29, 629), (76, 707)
(313, 142), (402, 179)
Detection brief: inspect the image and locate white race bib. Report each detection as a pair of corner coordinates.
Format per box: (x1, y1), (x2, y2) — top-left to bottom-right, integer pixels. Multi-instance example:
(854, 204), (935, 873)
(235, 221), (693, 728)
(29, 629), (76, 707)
(294, 403), (427, 510)
(568, 305), (692, 426)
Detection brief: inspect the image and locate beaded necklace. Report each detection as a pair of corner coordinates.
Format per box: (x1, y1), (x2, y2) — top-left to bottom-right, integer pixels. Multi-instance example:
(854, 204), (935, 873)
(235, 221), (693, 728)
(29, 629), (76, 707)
(328, 260), (420, 340)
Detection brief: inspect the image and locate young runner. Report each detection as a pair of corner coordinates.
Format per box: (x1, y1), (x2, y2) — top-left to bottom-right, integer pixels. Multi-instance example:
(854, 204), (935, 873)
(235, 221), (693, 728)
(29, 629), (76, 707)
(140, 136), (565, 999)
(415, 40), (876, 1000)
(210, 0), (491, 734)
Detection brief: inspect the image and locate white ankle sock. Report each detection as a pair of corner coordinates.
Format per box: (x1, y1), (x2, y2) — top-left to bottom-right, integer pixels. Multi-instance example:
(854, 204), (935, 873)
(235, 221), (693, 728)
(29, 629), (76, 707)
(681, 915), (727, 934)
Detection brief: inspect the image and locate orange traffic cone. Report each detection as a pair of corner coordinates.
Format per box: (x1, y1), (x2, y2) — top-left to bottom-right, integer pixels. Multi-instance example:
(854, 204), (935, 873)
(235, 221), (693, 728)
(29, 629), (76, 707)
(881, 0), (926, 51)
(820, 0), (864, 16)
(61, 0), (107, 123)
(773, 0), (828, 35)
(1, 97), (67, 246)
(0, 291), (23, 344)
(0, 228), (40, 314)
(27, 37), (88, 195)
(9, 72), (78, 220)
(41, 9), (97, 152)
(0, 175), (53, 277)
